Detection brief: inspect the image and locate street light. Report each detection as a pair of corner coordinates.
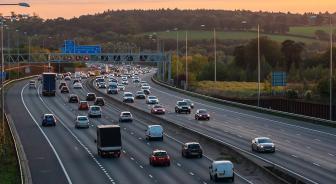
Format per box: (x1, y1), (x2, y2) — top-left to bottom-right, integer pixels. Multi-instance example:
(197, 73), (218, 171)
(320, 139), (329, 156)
(257, 24), (261, 107)
(0, 2), (30, 7)
(174, 27), (179, 86)
(185, 31), (188, 90)
(329, 16), (333, 120)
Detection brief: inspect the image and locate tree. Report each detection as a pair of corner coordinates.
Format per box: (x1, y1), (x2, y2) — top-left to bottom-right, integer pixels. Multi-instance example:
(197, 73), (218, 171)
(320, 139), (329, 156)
(315, 30), (329, 40)
(281, 40), (305, 71)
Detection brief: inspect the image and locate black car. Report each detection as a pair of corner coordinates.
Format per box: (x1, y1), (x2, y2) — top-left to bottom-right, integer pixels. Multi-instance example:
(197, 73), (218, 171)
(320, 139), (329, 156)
(73, 79), (80, 84)
(175, 101), (191, 114)
(68, 94), (79, 103)
(42, 114), (56, 126)
(59, 82), (67, 89)
(86, 93), (96, 101)
(60, 86), (70, 93)
(195, 109), (210, 120)
(142, 89), (151, 95)
(94, 97), (105, 106)
(182, 142), (203, 158)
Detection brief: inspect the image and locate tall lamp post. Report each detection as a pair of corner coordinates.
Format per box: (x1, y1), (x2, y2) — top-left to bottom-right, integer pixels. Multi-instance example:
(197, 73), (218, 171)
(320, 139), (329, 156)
(330, 16), (333, 120)
(174, 28), (179, 86)
(185, 31), (188, 90)
(0, 1), (30, 157)
(257, 24), (261, 107)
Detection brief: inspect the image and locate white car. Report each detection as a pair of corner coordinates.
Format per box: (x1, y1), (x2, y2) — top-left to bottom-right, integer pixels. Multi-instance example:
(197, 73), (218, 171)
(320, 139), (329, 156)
(146, 125), (163, 141)
(73, 82), (83, 89)
(146, 96), (159, 104)
(141, 83), (150, 89)
(29, 80), (36, 89)
(209, 160), (234, 182)
(88, 106), (102, 118)
(75, 116), (89, 128)
(123, 92), (134, 103)
(117, 84), (125, 91)
(119, 111), (133, 122)
(121, 80), (129, 85)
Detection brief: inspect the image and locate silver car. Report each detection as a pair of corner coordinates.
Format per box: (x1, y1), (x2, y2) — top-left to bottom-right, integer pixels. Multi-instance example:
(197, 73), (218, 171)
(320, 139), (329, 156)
(75, 116), (89, 128)
(119, 111), (133, 122)
(251, 137), (275, 153)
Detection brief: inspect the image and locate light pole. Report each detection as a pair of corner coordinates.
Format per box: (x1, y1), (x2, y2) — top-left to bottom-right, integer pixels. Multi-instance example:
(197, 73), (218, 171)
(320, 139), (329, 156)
(257, 24), (261, 107)
(214, 28), (217, 82)
(185, 31), (188, 90)
(0, 3), (30, 7)
(174, 28), (179, 86)
(330, 16), (333, 120)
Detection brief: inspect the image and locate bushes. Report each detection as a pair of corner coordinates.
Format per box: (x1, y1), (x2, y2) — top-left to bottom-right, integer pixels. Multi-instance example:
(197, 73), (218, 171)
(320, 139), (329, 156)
(286, 89), (299, 99)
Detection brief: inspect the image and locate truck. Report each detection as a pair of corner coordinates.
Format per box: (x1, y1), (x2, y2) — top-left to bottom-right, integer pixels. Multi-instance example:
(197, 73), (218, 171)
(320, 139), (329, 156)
(42, 73), (56, 96)
(96, 125), (122, 158)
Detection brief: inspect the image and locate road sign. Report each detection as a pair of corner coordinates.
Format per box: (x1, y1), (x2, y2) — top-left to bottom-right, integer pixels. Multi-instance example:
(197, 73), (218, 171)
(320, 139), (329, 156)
(272, 71), (287, 86)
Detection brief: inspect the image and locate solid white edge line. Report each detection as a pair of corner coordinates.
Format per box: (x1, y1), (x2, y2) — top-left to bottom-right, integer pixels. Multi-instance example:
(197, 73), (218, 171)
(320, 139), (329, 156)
(20, 84), (73, 184)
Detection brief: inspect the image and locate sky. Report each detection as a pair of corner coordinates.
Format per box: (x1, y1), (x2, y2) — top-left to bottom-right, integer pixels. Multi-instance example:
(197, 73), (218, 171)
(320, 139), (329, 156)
(0, 0), (335, 19)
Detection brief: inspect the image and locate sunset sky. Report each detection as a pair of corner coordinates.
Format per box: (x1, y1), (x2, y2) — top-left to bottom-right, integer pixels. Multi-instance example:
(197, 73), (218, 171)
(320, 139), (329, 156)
(1, 0), (335, 19)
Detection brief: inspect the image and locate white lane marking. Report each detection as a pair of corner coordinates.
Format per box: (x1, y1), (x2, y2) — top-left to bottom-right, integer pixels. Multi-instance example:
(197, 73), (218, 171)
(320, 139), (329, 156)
(177, 163), (181, 167)
(313, 163), (320, 167)
(314, 139), (320, 142)
(139, 165), (144, 169)
(328, 153), (335, 157)
(151, 85), (336, 138)
(21, 84), (72, 184)
(291, 155), (298, 158)
(149, 174), (153, 178)
(189, 172), (194, 176)
(36, 85), (116, 184)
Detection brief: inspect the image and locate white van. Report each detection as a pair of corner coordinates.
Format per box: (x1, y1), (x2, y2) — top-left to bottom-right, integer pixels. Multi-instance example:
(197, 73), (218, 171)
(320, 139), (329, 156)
(209, 160), (234, 182)
(145, 125), (163, 141)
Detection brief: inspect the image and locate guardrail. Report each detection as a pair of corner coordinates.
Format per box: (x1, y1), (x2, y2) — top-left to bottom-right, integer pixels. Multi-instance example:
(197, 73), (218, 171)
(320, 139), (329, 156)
(87, 78), (312, 184)
(151, 76), (336, 127)
(2, 76), (36, 184)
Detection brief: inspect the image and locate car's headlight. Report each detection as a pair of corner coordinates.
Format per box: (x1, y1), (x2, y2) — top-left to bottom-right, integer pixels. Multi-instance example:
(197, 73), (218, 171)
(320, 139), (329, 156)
(271, 145), (274, 147)
(260, 145), (264, 148)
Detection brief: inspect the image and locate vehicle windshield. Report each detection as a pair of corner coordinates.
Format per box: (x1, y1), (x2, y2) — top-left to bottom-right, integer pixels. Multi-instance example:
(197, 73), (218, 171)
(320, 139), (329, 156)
(199, 110), (207, 114)
(91, 107), (100, 111)
(148, 96), (156, 99)
(153, 151), (167, 157)
(258, 138), (272, 143)
(125, 93), (133, 97)
(78, 117), (88, 121)
(178, 102), (188, 106)
(142, 86), (149, 90)
(154, 105), (162, 108)
(45, 116), (54, 120)
(137, 91), (144, 94)
(122, 113), (131, 116)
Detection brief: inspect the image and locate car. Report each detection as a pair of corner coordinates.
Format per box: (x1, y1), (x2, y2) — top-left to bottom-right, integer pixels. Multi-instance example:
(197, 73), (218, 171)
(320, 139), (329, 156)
(59, 81), (67, 89)
(121, 80), (129, 85)
(145, 125), (163, 141)
(175, 101), (191, 114)
(86, 93), (96, 101)
(108, 78), (118, 83)
(29, 80), (36, 89)
(88, 105), (102, 118)
(119, 111), (133, 122)
(73, 82), (83, 89)
(151, 104), (165, 114)
(182, 142), (203, 158)
(68, 94), (79, 103)
(64, 76), (71, 81)
(141, 83), (150, 89)
(37, 75), (42, 81)
(78, 101), (89, 110)
(146, 96), (159, 104)
(135, 91), (146, 99)
(149, 150), (170, 166)
(251, 137), (275, 153)
(209, 160), (234, 182)
(56, 74), (63, 80)
(142, 88), (151, 95)
(195, 109), (210, 120)
(60, 86), (70, 93)
(107, 86), (118, 94)
(73, 79), (81, 84)
(123, 92), (134, 103)
(42, 114), (56, 126)
(132, 78), (140, 83)
(94, 97), (105, 106)
(81, 74), (88, 79)
(98, 82), (107, 89)
(183, 99), (194, 109)
(117, 84), (125, 91)
(75, 116), (89, 128)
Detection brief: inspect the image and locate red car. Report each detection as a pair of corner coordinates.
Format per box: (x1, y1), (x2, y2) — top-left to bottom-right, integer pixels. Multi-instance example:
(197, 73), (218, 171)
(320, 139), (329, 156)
(149, 150), (170, 166)
(78, 101), (89, 110)
(195, 109), (210, 120)
(151, 105), (165, 114)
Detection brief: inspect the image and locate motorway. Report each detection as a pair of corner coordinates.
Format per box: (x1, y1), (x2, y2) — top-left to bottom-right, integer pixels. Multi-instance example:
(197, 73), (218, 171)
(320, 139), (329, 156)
(91, 72), (336, 184)
(5, 77), (253, 184)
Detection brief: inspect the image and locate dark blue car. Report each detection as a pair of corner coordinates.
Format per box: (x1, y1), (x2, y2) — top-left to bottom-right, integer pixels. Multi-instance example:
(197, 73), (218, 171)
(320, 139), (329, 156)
(42, 114), (56, 126)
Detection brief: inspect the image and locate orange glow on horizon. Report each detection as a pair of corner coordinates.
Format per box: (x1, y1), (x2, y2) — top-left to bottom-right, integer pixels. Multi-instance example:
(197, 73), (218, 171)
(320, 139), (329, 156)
(0, 0), (335, 19)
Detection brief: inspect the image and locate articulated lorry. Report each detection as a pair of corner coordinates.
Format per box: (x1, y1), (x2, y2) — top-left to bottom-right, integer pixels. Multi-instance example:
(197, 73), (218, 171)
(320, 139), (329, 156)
(42, 73), (56, 96)
(97, 125), (122, 158)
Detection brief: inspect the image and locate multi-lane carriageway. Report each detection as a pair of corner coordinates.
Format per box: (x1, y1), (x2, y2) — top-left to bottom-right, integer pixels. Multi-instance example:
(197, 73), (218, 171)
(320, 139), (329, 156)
(4, 72), (336, 184)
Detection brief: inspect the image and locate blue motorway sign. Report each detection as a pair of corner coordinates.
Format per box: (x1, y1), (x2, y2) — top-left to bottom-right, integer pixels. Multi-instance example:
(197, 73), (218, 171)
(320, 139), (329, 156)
(0, 72), (6, 79)
(272, 71), (287, 86)
(61, 40), (101, 54)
